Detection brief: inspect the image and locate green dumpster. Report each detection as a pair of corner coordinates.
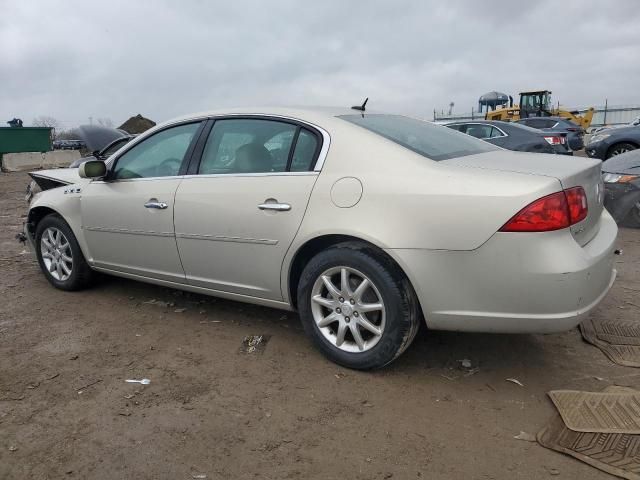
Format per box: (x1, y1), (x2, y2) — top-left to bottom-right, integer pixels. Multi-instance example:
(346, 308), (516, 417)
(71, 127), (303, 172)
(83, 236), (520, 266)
(0, 127), (53, 166)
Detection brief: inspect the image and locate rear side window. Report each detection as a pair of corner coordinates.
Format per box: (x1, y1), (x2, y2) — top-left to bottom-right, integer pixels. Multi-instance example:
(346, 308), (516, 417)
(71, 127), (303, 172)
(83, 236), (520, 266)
(198, 119), (296, 174)
(339, 114), (497, 161)
(290, 129), (319, 171)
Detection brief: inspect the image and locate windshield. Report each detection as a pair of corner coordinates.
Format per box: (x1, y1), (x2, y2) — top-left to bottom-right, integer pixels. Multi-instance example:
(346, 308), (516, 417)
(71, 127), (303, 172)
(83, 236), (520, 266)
(338, 114), (498, 161)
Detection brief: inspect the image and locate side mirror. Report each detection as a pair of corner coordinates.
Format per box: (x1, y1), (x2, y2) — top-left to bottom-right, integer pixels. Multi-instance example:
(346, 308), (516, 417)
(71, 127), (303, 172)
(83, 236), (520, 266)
(78, 159), (107, 179)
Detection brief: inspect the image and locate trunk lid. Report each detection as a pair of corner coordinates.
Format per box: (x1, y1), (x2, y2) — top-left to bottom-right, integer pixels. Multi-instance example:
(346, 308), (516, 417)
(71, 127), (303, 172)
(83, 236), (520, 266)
(443, 150), (605, 246)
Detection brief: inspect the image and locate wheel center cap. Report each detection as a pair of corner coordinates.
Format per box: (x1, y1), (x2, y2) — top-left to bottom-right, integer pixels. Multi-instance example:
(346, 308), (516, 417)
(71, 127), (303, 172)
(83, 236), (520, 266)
(341, 303), (353, 316)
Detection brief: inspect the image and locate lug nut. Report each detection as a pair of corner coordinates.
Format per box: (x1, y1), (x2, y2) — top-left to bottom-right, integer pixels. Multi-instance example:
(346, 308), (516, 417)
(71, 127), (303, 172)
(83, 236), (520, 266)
(336, 307), (342, 313)
(345, 316), (350, 323)
(339, 297), (344, 302)
(353, 311), (359, 317)
(350, 299), (355, 305)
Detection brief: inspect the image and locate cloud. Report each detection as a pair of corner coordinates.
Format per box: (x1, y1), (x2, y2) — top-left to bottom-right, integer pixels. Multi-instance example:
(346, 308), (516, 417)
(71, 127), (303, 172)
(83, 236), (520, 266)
(1, 0), (639, 128)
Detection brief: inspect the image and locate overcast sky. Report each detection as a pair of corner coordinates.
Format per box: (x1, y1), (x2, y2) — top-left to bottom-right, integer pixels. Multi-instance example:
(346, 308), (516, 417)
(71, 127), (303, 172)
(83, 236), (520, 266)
(2, 0), (639, 129)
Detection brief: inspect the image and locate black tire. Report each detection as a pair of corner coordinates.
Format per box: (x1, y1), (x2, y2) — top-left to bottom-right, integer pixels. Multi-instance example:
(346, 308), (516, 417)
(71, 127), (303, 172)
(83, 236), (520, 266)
(606, 142), (637, 159)
(297, 242), (421, 370)
(35, 213), (95, 291)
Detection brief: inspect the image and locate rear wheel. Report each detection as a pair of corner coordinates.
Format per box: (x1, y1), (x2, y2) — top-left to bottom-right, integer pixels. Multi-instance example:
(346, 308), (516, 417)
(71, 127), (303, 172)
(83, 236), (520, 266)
(606, 142), (637, 159)
(35, 214), (95, 291)
(297, 243), (420, 370)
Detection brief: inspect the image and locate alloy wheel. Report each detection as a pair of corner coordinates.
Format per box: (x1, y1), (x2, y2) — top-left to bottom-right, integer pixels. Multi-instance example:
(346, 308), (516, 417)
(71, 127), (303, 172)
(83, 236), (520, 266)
(310, 266), (386, 353)
(40, 227), (73, 281)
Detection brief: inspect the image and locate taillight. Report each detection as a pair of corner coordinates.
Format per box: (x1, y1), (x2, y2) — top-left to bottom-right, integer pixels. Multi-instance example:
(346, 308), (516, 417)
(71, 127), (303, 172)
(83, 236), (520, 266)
(544, 135), (565, 145)
(500, 187), (588, 232)
(564, 186), (588, 224)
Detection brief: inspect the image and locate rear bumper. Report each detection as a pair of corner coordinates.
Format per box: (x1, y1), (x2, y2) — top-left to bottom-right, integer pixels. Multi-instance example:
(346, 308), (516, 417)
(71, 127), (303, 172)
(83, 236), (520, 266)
(388, 209), (618, 334)
(586, 142), (607, 159)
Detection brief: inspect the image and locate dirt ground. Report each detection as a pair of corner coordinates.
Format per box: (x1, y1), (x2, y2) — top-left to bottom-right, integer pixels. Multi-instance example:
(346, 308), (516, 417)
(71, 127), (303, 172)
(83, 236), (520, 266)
(1, 170), (639, 480)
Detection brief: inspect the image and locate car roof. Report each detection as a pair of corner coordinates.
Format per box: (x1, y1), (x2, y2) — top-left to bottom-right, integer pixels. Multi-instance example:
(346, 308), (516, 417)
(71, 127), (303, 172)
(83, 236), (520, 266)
(165, 106), (389, 126)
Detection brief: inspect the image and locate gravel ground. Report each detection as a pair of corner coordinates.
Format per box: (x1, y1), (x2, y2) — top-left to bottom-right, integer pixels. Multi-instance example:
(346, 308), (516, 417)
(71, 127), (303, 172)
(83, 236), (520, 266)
(1, 170), (639, 479)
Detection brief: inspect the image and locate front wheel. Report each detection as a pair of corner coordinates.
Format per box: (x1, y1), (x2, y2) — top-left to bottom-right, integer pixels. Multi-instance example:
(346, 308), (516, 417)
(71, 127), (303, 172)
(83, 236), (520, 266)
(606, 142), (637, 159)
(35, 214), (95, 291)
(297, 243), (420, 370)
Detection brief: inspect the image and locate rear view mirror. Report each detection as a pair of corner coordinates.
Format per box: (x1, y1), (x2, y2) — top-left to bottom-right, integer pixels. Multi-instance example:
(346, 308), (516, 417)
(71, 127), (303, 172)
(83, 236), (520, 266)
(78, 159), (107, 179)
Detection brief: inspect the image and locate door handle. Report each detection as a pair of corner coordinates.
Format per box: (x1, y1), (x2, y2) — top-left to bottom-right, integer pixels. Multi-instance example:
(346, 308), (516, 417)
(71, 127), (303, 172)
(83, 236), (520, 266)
(258, 202), (291, 212)
(144, 200), (168, 210)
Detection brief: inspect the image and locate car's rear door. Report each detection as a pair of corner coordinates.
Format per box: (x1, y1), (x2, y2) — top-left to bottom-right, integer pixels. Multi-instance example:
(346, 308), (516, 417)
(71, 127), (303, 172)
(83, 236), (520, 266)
(173, 117), (325, 300)
(81, 121), (203, 282)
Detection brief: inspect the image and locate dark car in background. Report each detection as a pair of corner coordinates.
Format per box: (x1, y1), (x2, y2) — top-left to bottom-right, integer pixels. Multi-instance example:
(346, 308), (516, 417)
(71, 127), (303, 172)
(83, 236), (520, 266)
(445, 120), (571, 154)
(67, 125), (135, 167)
(586, 125), (640, 160)
(602, 149), (640, 227)
(516, 116), (585, 151)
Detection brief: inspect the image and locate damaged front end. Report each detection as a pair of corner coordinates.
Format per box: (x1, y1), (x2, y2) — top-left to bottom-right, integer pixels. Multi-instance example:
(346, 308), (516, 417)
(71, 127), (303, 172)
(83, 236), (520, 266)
(25, 170), (76, 203)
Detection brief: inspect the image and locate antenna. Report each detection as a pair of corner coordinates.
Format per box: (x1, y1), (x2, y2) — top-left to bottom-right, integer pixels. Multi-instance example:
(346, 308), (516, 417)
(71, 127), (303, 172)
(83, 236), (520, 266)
(351, 97), (368, 112)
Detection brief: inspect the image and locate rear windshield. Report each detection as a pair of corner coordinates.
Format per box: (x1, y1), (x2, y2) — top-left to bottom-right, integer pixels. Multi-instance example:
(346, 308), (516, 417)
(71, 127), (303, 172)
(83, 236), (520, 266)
(338, 114), (498, 161)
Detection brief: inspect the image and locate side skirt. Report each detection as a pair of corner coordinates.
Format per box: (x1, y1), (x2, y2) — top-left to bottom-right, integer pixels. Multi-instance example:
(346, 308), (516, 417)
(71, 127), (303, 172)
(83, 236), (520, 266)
(92, 266), (295, 312)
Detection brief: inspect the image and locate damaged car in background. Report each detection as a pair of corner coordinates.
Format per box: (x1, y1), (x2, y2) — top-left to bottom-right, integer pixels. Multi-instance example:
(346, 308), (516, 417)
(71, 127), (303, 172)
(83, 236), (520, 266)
(23, 107), (618, 369)
(602, 149), (640, 227)
(26, 125), (135, 202)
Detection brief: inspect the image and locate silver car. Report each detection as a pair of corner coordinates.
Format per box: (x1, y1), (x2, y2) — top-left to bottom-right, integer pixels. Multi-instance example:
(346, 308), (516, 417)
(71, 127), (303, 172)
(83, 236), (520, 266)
(24, 107), (617, 369)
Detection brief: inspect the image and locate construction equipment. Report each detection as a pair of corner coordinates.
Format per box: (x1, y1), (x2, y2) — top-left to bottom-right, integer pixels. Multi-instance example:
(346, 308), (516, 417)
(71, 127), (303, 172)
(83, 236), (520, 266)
(483, 90), (594, 129)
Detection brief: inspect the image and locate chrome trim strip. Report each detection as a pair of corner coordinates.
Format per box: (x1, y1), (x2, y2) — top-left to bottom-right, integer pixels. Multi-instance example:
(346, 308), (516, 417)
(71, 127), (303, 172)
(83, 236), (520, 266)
(176, 232), (278, 245)
(84, 226), (174, 237)
(181, 171), (318, 180)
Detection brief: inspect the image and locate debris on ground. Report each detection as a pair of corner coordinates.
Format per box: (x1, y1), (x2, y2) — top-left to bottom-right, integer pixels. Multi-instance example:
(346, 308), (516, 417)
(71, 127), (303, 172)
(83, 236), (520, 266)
(513, 431), (536, 442)
(9, 445), (18, 452)
(506, 378), (524, 387)
(174, 308), (186, 313)
(143, 299), (175, 308)
(459, 358), (472, 369)
(125, 378), (150, 385)
(240, 335), (270, 354)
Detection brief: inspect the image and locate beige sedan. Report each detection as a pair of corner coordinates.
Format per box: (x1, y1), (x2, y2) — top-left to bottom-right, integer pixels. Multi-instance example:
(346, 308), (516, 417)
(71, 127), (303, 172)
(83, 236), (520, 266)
(25, 107), (617, 369)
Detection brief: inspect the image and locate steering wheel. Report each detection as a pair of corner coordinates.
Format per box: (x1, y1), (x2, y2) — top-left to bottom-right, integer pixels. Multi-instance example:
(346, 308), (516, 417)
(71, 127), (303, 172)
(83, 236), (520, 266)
(156, 157), (181, 177)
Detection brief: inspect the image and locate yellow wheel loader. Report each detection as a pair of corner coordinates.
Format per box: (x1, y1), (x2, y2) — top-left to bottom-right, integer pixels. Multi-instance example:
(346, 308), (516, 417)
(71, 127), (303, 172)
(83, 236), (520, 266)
(484, 90), (594, 129)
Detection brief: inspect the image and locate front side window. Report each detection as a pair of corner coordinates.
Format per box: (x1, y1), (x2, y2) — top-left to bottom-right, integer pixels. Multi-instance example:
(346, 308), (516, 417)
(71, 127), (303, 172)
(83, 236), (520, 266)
(198, 119), (302, 174)
(339, 114), (497, 161)
(112, 123), (200, 179)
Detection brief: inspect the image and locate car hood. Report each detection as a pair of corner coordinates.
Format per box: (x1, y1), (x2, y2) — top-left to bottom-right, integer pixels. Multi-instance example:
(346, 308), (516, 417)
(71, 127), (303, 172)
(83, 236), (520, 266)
(74, 124), (128, 152)
(29, 168), (81, 187)
(606, 125), (640, 137)
(602, 149), (640, 174)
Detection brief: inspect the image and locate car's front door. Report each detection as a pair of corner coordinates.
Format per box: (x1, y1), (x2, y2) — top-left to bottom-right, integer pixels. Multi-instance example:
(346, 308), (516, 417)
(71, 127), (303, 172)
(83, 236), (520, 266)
(81, 121), (203, 282)
(174, 118), (323, 300)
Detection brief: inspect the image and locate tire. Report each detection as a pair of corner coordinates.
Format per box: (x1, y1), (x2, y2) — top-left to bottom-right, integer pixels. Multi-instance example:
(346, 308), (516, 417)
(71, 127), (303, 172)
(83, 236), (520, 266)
(606, 142), (637, 159)
(297, 242), (421, 370)
(35, 213), (95, 291)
